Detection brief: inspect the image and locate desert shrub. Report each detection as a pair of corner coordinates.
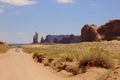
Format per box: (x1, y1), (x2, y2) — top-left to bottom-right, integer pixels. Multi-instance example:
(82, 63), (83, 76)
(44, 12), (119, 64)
(57, 52), (76, 62)
(22, 44), (114, 75)
(35, 54), (45, 63)
(0, 45), (11, 53)
(64, 62), (86, 75)
(22, 47), (34, 53)
(79, 47), (114, 69)
(110, 53), (120, 59)
(43, 59), (50, 66)
(97, 70), (112, 80)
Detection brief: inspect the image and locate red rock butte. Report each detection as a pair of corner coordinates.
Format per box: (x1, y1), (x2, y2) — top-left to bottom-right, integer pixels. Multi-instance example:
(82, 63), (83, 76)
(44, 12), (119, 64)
(81, 19), (120, 42)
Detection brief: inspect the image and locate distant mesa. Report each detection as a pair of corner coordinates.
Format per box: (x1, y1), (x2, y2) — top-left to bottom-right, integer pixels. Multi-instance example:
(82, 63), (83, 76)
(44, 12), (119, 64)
(32, 32), (81, 44)
(32, 19), (120, 44)
(41, 34), (81, 44)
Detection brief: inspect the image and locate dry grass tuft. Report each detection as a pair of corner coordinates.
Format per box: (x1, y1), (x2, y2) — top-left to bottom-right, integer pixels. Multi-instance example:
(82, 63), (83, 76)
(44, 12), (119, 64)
(0, 45), (11, 53)
(22, 42), (115, 75)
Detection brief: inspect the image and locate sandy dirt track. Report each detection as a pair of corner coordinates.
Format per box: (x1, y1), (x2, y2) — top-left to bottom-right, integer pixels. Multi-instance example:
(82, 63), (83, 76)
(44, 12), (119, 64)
(0, 48), (66, 80)
(0, 48), (108, 80)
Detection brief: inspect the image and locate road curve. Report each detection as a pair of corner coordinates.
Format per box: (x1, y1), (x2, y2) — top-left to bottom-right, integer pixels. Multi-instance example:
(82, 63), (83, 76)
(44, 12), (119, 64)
(0, 48), (65, 80)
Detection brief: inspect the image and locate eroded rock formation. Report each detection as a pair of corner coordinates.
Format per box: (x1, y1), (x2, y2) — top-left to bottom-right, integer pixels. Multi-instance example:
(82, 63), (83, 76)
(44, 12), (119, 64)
(81, 19), (120, 42)
(33, 32), (38, 44)
(98, 19), (120, 41)
(81, 24), (101, 42)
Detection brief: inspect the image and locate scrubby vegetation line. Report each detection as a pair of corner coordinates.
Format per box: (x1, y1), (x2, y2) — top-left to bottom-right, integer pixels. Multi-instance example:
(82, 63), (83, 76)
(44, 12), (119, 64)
(22, 43), (114, 75)
(0, 45), (12, 53)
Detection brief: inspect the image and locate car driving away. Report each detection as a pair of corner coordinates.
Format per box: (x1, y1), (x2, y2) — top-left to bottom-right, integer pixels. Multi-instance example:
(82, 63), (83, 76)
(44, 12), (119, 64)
(15, 48), (20, 52)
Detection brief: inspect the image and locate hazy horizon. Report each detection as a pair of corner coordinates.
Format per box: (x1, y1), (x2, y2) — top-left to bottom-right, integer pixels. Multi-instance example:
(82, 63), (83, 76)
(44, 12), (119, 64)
(0, 0), (120, 43)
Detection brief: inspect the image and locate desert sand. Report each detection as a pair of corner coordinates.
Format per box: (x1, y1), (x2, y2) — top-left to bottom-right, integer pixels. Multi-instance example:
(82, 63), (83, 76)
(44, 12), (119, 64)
(0, 48), (110, 80)
(0, 49), (66, 80)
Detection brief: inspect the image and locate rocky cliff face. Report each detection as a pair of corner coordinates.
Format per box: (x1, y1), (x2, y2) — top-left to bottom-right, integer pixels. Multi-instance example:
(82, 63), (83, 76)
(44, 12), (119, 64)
(81, 19), (120, 42)
(81, 24), (101, 42)
(98, 19), (120, 41)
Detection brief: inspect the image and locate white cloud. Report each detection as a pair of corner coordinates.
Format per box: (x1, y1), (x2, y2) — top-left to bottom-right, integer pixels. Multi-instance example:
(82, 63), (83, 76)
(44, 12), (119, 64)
(89, 1), (104, 7)
(57, 0), (75, 4)
(90, 2), (97, 7)
(0, 9), (4, 14)
(0, 0), (37, 6)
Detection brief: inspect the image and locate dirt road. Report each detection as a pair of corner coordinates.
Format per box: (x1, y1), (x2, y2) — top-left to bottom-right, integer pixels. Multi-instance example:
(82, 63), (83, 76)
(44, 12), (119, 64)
(0, 48), (65, 80)
(0, 48), (109, 80)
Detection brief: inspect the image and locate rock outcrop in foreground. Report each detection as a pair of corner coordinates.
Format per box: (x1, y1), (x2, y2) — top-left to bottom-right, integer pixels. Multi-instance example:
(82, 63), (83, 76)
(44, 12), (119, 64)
(81, 19), (120, 42)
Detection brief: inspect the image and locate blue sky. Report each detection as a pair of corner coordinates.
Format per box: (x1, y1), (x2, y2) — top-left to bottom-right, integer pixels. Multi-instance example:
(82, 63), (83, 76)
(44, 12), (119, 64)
(0, 0), (120, 43)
